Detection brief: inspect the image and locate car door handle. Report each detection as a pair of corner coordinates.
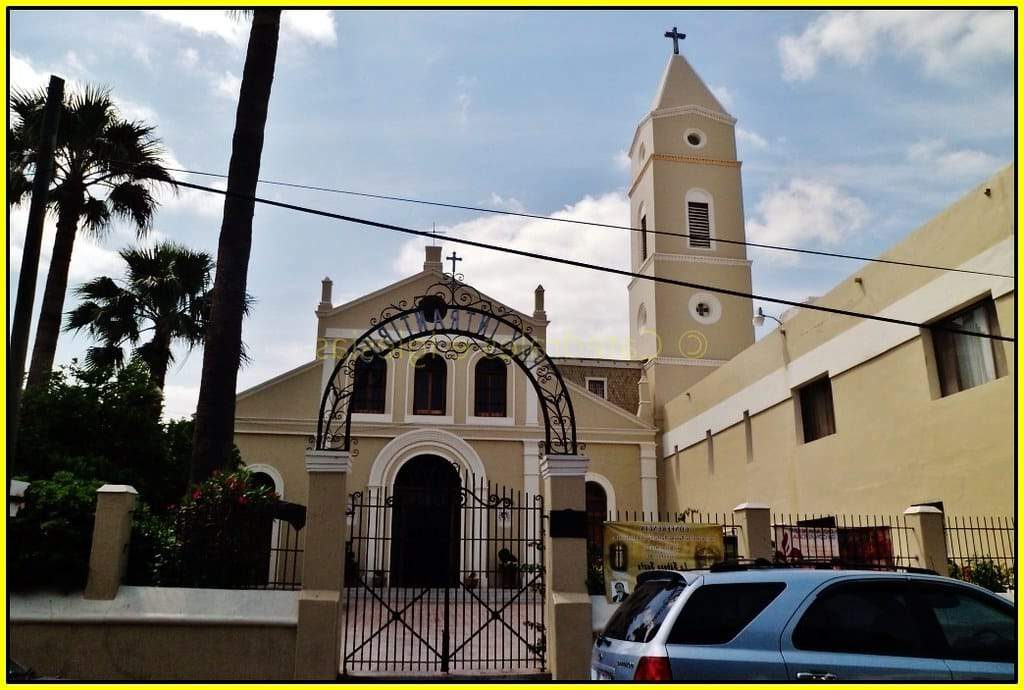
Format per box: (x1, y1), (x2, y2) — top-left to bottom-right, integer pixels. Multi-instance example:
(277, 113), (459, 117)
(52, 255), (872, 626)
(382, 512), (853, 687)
(796, 672), (839, 681)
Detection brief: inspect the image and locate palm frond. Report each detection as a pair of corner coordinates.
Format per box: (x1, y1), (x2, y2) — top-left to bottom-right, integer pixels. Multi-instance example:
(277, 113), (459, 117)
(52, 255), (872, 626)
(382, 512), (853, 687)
(106, 181), (156, 232)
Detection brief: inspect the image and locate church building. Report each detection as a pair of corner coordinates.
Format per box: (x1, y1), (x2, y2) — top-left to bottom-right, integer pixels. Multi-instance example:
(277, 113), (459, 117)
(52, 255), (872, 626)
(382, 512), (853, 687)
(232, 47), (1014, 573)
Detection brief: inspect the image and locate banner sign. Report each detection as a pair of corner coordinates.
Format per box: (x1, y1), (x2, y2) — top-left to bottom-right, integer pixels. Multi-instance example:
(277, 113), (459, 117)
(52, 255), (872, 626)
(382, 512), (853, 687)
(603, 522), (724, 601)
(774, 525), (894, 566)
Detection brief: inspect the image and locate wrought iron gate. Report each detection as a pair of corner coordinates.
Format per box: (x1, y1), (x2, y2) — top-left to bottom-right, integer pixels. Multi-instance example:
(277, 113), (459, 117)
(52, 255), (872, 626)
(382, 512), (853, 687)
(342, 471), (546, 675)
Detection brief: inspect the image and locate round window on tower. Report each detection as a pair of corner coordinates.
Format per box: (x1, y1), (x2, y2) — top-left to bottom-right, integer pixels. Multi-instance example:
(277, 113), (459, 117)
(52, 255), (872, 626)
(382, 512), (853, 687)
(684, 128), (706, 149)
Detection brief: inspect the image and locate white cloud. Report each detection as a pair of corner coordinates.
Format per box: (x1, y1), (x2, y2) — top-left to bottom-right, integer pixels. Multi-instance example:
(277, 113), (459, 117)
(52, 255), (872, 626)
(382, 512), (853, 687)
(780, 10), (1012, 82)
(393, 192), (632, 358)
(149, 10), (337, 48)
(213, 70), (242, 100)
(711, 84), (735, 110)
(178, 47), (200, 69)
(746, 179), (870, 263)
(281, 10), (338, 46)
(907, 139), (1002, 179)
(163, 384), (199, 420)
(736, 127), (768, 150)
(488, 193), (525, 213)
(456, 92), (472, 125)
(455, 76), (477, 126)
(613, 149), (631, 171)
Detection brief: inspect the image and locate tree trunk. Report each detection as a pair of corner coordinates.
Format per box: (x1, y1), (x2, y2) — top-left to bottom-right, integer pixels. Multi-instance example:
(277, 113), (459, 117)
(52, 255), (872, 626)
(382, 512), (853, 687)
(26, 203), (80, 389)
(190, 9), (281, 483)
(148, 321), (173, 391)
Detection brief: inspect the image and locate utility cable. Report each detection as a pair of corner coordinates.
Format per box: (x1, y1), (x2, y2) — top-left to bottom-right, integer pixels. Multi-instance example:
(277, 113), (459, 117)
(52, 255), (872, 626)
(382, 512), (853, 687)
(169, 179), (1015, 343)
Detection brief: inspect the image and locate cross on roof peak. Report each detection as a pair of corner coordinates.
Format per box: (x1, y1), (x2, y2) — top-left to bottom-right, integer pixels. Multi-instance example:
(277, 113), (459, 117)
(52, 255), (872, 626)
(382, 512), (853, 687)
(664, 26), (686, 55)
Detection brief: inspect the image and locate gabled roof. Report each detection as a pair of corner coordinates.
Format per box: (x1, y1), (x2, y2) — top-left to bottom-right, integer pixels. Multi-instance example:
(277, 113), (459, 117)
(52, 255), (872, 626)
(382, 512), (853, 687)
(651, 53), (731, 116)
(322, 265), (541, 327)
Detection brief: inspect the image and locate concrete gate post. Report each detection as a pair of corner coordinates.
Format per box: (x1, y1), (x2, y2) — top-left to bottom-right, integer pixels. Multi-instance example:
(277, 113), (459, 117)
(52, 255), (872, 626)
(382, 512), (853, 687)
(540, 453), (592, 681)
(84, 484), (137, 600)
(294, 449), (350, 680)
(732, 502), (773, 562)
(903, 505), (949, 576)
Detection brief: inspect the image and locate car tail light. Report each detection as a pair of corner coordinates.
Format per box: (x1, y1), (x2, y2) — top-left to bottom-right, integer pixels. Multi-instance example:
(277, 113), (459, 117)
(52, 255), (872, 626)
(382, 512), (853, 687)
(634, 656), (672, 681)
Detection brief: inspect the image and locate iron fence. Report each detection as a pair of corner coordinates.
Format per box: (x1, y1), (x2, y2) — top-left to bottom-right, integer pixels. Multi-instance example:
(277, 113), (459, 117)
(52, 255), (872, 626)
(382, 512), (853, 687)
(770, 512), (917, 570)
(946, 515), (1015, 591)
(128, 515), (304, 590)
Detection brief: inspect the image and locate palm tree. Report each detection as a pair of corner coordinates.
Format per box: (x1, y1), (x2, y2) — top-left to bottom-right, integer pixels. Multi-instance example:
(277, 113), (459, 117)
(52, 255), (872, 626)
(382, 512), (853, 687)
(191, 9), (281, 482)
(8, 86), (173, 390)
(65, 242), (214, 391)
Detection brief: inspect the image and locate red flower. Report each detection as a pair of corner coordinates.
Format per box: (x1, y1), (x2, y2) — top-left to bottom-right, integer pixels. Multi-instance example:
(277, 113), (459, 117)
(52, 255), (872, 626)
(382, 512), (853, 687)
(238, 496), (249, 505)
(192, 489), (202, 500)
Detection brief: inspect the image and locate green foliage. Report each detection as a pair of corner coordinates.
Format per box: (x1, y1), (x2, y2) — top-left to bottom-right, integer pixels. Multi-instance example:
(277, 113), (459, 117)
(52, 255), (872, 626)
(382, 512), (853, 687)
(125, 504), (177, 587)
(949, 558), (1012, 593)
(9, 472), (103, 591)
(15, 361), (242, 512)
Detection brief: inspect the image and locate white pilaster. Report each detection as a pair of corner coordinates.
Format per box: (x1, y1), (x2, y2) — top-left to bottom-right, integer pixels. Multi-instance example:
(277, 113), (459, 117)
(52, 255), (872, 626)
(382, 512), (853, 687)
(640, 442), (658, 515)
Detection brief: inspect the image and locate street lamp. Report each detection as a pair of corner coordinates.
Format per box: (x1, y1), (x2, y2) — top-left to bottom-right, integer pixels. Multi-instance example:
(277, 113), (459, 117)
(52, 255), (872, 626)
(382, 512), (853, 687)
(752, 306), (784, 328)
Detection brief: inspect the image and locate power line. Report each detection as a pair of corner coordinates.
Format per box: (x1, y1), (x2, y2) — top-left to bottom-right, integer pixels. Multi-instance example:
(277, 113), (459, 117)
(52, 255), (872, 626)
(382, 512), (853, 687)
(170, 178), (1014, 343)
(163, 165), (1013, 280)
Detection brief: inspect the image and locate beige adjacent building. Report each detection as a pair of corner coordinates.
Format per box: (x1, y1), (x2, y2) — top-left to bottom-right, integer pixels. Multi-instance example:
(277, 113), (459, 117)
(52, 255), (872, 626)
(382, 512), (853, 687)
(234, 50), (1013, 548)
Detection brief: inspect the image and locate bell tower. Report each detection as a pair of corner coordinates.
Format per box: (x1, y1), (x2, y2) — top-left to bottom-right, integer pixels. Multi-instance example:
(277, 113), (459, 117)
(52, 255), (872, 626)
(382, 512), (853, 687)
(627, 41), (755, 421)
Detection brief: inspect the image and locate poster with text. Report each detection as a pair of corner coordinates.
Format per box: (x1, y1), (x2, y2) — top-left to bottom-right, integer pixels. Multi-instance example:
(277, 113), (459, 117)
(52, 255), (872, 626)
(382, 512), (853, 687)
(603, 522), (724, 601)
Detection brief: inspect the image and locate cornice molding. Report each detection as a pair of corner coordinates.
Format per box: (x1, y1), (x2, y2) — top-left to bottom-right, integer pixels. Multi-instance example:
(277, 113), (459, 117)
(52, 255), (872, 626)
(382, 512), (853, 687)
(644, 356), (728, 369)
(629, 153), (742, 196)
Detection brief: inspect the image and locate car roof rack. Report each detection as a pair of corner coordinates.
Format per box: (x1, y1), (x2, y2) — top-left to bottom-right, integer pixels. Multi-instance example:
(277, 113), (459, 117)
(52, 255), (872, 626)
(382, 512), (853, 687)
(636, 570), (689, 586)
(707, 560), (940, 576)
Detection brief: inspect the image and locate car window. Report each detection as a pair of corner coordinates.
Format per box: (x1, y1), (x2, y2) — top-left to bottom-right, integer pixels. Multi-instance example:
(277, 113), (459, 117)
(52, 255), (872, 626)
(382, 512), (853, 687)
(603, 579), (685, 643)
(793, 580), (932, 658)
(668, 582), (786, 645)
(917, 585), (1015, 663)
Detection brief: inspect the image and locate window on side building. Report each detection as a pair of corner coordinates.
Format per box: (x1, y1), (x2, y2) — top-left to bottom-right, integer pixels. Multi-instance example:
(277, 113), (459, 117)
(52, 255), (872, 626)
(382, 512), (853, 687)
(798, 376), (836, 443)
(586, 377), (607, 399)
(932, 298), (1003, 396)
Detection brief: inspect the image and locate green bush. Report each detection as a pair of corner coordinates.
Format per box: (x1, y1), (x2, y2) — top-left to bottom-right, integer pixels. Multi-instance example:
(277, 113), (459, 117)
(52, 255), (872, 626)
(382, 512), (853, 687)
(950, 558), (1012, 593)
(137, 470), (281, 588)
(9, 472), (103, 591)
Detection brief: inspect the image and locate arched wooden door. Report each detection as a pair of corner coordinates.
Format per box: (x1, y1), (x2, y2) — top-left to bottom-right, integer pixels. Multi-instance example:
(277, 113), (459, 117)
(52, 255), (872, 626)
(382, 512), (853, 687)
(389, 455), (461, 587)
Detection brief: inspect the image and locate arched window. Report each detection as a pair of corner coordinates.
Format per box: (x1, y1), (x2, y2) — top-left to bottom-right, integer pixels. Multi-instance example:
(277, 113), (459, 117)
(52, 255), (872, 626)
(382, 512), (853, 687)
(637, 303), (648, 333)
(352, 354), (387, 413)
(686, 189), (714, 249)
(637, 202), (649, 263)
(474, 356), (507, 417)
(413, 353), (447, 415)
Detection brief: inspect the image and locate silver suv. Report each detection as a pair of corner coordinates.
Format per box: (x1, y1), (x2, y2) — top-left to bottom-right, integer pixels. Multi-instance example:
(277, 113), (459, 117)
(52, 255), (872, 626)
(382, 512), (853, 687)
(591, 566), (1015, 681)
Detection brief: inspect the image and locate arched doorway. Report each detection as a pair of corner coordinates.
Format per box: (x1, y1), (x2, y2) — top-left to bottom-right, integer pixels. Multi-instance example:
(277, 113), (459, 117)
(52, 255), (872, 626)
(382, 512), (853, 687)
(389, 455), (461, 587)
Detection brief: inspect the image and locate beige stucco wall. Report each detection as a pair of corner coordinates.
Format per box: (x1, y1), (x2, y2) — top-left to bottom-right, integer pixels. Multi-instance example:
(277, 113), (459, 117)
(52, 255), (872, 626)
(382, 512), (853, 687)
(662, 165), (1015, 517)
(11, 622), (295, 680)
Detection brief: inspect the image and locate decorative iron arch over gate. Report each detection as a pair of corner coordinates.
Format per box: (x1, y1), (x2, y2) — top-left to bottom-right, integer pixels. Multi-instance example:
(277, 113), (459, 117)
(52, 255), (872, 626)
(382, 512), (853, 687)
(315, 275), (578, 456)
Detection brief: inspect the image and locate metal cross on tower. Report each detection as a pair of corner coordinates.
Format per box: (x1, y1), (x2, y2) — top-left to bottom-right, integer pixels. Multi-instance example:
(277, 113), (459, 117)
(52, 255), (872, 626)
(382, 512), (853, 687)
(446, 251), (463, 275)
(664, 26), (686, 55)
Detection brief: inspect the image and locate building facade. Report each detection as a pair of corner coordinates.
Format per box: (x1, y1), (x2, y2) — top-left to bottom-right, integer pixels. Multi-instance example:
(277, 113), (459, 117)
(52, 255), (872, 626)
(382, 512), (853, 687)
(233, 49), (1014, 560)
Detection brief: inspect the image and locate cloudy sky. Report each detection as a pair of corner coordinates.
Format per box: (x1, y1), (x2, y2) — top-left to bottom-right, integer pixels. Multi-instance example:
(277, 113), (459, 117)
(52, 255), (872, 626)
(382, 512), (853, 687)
(9, 9), (1014, 418)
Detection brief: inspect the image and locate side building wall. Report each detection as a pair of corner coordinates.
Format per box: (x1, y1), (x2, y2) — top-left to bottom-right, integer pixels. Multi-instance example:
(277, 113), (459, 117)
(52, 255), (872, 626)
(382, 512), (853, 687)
(660, 166), (1015, 517)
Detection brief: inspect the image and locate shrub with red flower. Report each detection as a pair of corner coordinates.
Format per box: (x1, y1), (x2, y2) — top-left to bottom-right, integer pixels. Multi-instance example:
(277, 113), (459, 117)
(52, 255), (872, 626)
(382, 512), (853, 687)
(171, 469), (281, 588)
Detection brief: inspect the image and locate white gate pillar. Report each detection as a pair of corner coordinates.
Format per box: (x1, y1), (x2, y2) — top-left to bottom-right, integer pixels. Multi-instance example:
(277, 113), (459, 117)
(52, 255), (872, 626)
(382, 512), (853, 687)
(541, 453), (592, 680)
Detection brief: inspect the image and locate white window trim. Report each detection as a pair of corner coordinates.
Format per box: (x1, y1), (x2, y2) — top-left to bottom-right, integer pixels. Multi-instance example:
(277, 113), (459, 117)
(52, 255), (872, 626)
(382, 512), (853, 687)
(685, 188), (716, 251)
(585, 472), (617, 516)
(585, 376), (609, 400)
